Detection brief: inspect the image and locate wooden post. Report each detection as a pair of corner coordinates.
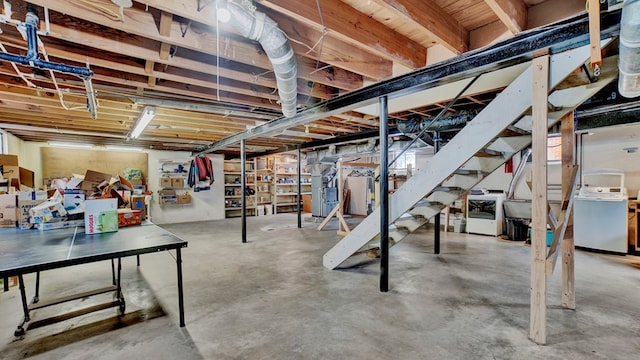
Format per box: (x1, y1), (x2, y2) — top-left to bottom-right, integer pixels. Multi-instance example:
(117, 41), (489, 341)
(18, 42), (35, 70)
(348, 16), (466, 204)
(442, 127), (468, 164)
(337, 161), (344, 233)
(530, 54), (549, 345)
(561, 112), (576, 309)
(588, 0), (602, 71)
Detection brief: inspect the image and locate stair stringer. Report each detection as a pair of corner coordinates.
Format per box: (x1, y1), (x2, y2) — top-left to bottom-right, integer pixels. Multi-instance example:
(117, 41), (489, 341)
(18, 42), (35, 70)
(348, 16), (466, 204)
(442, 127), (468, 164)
(322, 45), (595, 270)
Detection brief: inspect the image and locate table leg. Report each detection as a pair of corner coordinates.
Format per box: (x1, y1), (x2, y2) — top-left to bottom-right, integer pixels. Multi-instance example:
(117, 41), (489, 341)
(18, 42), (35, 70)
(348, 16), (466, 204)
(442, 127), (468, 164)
(117, 258), (125, 314)
(34, 271), (40, 303)
(137, 255), (140, 267)
(3, 277), (7, 292)
(176, 248), (185, 327)
(111, 259), (116, 285)
(15, 274), (29, 336)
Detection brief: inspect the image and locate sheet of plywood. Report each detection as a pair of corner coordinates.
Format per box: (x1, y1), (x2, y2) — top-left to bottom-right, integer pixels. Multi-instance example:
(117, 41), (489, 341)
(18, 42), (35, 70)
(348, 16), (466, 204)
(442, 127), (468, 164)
(41, 148), (148, 183)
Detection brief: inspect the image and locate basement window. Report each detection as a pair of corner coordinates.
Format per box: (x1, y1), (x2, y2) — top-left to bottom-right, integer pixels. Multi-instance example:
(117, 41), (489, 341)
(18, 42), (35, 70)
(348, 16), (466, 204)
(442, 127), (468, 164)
(392, 151), (416, 170)
(548, 135), (562, 163)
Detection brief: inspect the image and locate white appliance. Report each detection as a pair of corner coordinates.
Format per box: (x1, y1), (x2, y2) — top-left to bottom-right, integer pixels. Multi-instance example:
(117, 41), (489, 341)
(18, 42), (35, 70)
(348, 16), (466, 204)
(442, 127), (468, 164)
(466, 193), (506, 236)
(574, 169), (628, 254)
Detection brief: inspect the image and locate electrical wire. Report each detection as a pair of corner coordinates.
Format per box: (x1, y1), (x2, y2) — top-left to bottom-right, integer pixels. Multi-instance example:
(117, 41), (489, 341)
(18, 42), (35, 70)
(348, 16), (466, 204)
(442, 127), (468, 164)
(0, 42), (36, 88)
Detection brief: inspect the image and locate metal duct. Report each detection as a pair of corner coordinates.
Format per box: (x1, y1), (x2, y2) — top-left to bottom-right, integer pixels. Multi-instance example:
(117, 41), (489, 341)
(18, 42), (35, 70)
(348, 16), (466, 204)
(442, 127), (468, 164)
(396, 110), (479, 145)
(619, 0), (640, 98)
(224, 1), (298, 117)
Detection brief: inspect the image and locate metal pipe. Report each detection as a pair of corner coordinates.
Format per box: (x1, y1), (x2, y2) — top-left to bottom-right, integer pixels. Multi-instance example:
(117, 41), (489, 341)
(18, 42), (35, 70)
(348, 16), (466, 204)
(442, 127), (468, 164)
(379, 96), (389, 293)
(241, 139), (247, 243)
(224, 1), (297, 117)
(618, 0), (640, 98)
(433, 131), (441, 255)
(297, 145), (302, 228)
(389, 75), (481, 168)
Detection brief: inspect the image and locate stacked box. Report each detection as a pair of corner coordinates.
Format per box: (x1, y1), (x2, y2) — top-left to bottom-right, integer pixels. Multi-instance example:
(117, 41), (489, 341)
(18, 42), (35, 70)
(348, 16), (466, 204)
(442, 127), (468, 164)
(117, 209), (142, 227)
(171, 177), (184, 188)
(0, 193), (17, 228)
(18, 191), (47, 229)
(29, 200), (67, 224)
(84, 198), (118, 234)
(159, 189), (177, 205)
(130, 195), (147, 219)
(177, 193), (191, 204)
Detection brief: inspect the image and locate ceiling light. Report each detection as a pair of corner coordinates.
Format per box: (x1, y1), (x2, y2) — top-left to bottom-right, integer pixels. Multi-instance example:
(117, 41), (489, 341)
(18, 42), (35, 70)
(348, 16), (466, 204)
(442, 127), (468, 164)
(217, 7), (231, 23)
(105, 145), (143, 152)
(48, 142), (94, 149)
(130, 106), (156, 139)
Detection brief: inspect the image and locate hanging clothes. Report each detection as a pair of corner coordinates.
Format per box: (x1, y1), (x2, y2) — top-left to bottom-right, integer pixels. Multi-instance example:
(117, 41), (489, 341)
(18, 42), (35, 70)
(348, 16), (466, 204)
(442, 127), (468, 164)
(187, 155), (215, 188)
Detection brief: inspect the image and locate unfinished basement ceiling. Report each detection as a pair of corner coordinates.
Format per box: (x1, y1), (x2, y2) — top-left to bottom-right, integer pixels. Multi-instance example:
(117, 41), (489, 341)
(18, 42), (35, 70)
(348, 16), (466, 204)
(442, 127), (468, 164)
(0, 0), (622, 153)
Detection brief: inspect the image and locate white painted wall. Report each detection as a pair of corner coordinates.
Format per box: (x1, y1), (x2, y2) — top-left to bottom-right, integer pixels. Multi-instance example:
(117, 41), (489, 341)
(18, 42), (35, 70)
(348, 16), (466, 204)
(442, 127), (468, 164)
(146, 150), (225, 224)
(413, 122), (640, 200)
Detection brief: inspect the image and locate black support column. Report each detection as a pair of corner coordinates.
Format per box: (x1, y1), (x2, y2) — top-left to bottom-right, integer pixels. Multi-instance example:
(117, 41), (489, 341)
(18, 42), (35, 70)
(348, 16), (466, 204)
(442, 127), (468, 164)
(241, 139), (247, 243)
(297, 145), (302, 228)
(433, 131), (441, 254)
(379, 96), (389, 293)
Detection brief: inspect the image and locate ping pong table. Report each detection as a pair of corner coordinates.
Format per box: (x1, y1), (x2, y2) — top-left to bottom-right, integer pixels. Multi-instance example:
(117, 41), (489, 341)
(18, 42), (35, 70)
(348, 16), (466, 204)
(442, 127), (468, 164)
(0, 223), (187, 336)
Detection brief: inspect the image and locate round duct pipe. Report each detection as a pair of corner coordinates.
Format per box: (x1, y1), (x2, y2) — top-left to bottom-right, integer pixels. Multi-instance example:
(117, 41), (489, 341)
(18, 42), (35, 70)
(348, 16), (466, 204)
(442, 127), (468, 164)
(222, 1), (298, 117)
(619, 0), (640, 98)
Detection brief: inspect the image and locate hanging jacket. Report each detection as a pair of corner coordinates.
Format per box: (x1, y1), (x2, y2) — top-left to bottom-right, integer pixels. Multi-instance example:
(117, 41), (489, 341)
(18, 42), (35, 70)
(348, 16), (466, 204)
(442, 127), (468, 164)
(187, 155), (215, 187)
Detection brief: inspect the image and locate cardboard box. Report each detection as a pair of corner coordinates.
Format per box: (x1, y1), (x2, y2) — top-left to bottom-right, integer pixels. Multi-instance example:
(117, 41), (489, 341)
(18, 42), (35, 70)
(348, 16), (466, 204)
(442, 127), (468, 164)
(177, 193), (191, 204)
(84, 198), (118, 234)
(171, 177), (184, 188)
(159, 189), (177, 205)
(81, 170), (113, 192)
(35, 219), (84, 231)
(117, 209), (142, 227)
(160, 177), (172, 188)
(132, 185), (146, 195)
(130, 195), (147, 219)
(0, 154), (19, 180)
(63, 190), (86, 215)
(19, 167), (34, 189)
(18, 191), (48, 229)
(29, 199), (67, 223)
(130, 179), (144, 186)
(0, 193), (17, 228)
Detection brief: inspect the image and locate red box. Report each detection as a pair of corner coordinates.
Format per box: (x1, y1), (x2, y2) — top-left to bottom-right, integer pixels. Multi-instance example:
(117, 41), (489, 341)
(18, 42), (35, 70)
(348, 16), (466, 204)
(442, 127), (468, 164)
(117, 209), (142, 227)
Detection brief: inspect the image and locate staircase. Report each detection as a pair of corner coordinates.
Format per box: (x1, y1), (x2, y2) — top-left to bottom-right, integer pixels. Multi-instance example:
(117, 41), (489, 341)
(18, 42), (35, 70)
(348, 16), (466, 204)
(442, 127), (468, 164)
(323, 45), (617, 270)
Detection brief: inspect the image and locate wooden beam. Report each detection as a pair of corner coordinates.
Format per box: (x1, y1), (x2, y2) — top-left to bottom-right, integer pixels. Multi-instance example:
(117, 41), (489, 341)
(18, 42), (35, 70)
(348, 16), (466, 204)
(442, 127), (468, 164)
(262, 9), (393, 80)
(484, 0), (527, 34)
(372, 0), (469, 54)
(545, 166), (578, 275)
(588, 0), (602, 69)
(25, 1), (362, 90)
(257, 0), (427, 68)
(317, 204), (340, 230)
(560, 112), (576, 309)
(530, 54), (549, 345)
(158, 11), (173, 36)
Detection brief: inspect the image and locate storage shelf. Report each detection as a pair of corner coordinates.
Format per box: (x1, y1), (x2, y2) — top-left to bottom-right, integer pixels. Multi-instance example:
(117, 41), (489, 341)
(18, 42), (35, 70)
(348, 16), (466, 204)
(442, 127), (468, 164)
(275, 202), (300, 206)
(275, 192), (311, 196)
(225, 206), (256, 210)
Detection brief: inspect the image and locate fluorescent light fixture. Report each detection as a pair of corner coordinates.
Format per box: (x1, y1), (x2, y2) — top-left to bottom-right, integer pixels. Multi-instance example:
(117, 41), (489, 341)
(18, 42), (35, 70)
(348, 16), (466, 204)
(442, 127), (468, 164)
(131, 106), (156, 139)
(105, 145), (144, 152)
(49, 141), (94, 149)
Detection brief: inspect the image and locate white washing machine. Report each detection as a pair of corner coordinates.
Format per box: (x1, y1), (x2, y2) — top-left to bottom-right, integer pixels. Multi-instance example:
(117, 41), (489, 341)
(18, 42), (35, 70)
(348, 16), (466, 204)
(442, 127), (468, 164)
(574, 169), (628, 254)
(466, 193), (506, 236)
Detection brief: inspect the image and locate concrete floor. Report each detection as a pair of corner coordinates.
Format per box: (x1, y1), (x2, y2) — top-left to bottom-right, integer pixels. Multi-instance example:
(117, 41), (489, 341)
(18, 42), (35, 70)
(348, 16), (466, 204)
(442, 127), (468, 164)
(1, 213), (640, 359)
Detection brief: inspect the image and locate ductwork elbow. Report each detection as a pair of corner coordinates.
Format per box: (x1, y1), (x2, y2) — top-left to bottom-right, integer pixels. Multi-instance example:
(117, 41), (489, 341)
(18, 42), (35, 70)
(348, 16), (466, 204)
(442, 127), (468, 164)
(619, 0), (640, 98)
(225, 1), (298, 117)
